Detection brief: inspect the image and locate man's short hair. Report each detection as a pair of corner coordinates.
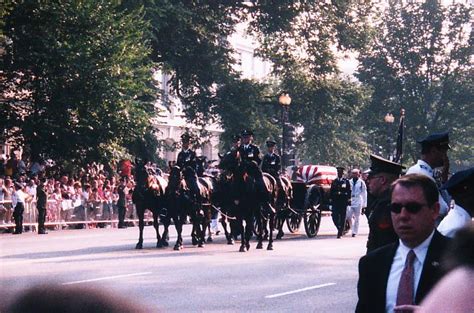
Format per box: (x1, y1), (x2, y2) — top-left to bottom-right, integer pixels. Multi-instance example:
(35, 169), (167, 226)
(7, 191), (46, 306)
(390, 174), (439, 206)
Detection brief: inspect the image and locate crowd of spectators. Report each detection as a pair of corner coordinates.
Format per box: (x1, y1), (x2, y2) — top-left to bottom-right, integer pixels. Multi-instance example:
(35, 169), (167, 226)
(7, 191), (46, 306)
(0, 152), (140, 230)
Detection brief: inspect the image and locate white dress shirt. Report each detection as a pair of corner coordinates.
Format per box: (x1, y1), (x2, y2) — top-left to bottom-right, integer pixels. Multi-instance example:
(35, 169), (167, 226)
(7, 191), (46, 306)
(12, 190), (27, 208)
(437, 204), (472, 238)
(406, 160), (448, 216)
(386, 231), (435, 313)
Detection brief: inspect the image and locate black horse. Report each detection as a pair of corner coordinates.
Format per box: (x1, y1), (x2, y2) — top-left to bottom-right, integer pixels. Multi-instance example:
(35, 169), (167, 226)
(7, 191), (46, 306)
(165, 165), (189, 250)
(219, 151), (278, 252)
(182, 166), (215, 247)
(132, 162), (169, 249)
(213, 170), (240, 245)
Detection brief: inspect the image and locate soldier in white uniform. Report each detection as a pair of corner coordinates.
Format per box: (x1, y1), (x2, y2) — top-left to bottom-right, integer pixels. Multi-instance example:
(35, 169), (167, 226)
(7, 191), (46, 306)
(347, 169), (367, 237)
(406, 132), (451, 221)
(437, 167), (473, 238)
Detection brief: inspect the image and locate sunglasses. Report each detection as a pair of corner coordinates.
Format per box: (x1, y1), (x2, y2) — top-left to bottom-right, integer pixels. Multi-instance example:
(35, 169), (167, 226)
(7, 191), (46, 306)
(390, 202), (427, 214)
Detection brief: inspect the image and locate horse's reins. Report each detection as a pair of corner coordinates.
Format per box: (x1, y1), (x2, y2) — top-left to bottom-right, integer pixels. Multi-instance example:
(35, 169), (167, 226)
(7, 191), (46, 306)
(211, 204), (237, 220)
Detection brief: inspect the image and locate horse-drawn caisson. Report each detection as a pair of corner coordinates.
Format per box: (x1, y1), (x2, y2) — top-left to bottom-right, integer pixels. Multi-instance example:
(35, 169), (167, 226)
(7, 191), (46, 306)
(131, 155), (342, 252)
(284, 165), (338, 238)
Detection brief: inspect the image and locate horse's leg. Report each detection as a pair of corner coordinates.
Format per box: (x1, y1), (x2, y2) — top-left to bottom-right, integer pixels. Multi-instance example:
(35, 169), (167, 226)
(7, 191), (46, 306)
(222, 214), (234, 245)
(239, 215), (246, 252)
(267, 212), (274, 250)
(173, 212), (183, 250)
(245, 212), (252, 251)
(160, 212), (170, 247)
(197, 213), (205, 248)
(206, 206), (213, 243)
(256, 208), (264, 249)
(135, 206), (145, 249)
(153, 210), (163, 248)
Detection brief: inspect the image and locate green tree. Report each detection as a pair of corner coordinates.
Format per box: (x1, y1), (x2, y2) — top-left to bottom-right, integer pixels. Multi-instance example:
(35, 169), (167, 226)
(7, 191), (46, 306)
(1, 1), (157, 165)
(118, 1), (373, 154)
(282, 73), (372, 166)
(357, 0), (473, 168)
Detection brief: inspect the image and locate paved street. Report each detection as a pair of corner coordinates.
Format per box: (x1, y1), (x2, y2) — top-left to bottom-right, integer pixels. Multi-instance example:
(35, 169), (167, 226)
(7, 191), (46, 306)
(1, 216), (368, 312)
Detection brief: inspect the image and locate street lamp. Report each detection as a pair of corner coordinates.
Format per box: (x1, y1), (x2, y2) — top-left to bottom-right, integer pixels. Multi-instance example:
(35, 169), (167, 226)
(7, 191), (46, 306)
(384, 113), (395, 160)
(279, 93), (291, 170)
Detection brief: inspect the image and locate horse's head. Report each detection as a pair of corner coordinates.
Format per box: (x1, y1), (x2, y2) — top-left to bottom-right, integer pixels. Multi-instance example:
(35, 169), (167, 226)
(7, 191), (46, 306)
(182, 166), (198, 182)
(243, 160), (262, 178)
(219, 149), (241, 172)
(169, 165), (182, 183)
(195, 156), (207, 177)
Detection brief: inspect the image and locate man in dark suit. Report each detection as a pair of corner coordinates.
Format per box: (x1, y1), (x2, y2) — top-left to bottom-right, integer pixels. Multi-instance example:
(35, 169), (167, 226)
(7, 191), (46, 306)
(330, 166), (351, 238)
(356, 174), (451, 313)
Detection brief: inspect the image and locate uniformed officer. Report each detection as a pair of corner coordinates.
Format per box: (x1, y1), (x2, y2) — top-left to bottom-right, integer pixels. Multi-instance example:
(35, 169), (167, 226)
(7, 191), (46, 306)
(261, 140), (281, 177)
(437, 167), (474, 237)
(176, 133), (197, 170)
(238, 130), (261, 165)
(330, 166), (351, 238)
(36, 178), (48, 234)
(406, 131), (450, 221)
(12, 182), (29, 234)
(365, 154), (404, 253)
(227, 135), (241, 154)
(347, 168), (367, 237)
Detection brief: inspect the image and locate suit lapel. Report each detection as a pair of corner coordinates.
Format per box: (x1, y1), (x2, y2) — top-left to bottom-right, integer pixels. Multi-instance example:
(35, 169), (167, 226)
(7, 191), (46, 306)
(415, 231), (448, 303)
(376, 243), (399, 311)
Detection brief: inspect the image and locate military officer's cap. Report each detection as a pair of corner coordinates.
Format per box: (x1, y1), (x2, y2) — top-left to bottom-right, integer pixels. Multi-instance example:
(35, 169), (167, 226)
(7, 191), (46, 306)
(266, 140), (276, 147)
(368, 154), (405, 176)
(336, 166), (345, 171)
(241, 129), (254, 137)
(441, 167), (474, 193)
(181, 133), (191, 142)
(232, 134), (241, 142)
(417, 131), (451, 149)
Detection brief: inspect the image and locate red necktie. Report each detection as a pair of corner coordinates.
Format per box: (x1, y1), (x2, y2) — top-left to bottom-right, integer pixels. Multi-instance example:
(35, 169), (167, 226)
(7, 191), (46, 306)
(396, 249), (416, 306)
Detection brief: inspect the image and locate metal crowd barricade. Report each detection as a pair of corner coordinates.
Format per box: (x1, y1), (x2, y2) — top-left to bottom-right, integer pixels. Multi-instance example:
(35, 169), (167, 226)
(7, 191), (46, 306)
(0, 198), (156, 232)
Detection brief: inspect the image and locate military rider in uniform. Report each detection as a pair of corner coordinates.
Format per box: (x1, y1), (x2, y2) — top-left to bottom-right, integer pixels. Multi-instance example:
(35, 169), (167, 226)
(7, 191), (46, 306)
(238, 130), (261, 165)
(176, 133), (197, 171)
(261, 140), (289, 206)
(176, 133), (202, 205)
(261, 140), (281, 177)
(330, 166), (351, 238)
(238, 130), (273, 214)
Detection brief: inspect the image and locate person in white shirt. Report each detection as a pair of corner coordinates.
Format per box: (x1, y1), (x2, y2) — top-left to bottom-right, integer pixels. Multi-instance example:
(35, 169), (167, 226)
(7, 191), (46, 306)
(347, 168), (367, 237)
(12, 182), (31, 234)
(437, 167), (473, 238)
(406, 132), (451, 222)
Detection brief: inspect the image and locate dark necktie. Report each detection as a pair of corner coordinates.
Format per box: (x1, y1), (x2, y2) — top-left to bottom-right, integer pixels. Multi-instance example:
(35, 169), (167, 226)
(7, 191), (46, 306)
(396, 250), (416, 306)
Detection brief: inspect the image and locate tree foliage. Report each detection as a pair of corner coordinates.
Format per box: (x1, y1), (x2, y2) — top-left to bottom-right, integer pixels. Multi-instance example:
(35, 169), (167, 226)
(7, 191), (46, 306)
(1, 0), (157, 165)
(357, 0), (473, 168)
(282, 73), (372, 166)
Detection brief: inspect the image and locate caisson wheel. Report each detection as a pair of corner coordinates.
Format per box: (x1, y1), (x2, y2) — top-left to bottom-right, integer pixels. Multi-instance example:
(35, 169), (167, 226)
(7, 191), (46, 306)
(286, 211), (301, 233)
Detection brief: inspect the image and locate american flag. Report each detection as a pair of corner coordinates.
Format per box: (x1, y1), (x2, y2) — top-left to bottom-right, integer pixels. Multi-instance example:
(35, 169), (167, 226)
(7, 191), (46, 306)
(295, 165), (338, 188)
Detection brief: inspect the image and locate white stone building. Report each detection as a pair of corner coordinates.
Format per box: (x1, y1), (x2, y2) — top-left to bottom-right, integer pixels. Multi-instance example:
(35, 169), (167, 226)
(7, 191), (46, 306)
(153, 24), (272, 163)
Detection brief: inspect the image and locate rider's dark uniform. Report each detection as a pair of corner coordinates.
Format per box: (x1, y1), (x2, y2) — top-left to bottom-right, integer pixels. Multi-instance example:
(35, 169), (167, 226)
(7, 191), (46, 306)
(177, 149), (197, 170)
(238, 143), (261, 166)
(262, 152), (281, 178)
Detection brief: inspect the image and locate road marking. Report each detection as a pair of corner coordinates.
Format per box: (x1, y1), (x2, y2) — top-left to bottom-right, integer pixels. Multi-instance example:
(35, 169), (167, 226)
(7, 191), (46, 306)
(265, 283), (336, 299)
(62, 272), (152, 285)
